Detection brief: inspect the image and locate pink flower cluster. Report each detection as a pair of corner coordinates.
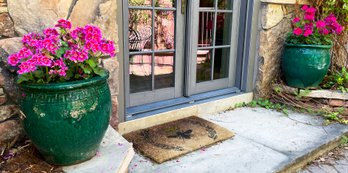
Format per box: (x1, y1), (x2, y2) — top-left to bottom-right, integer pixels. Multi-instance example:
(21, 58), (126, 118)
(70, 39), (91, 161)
(55, 19), (72, 30)
(292, 5), (344, 37)
(302, 5), (316, 21)
(7, 19), (116, 79)
(64, 49), (89, 62)
(324, 14), (344, 34)
(49, 59), (68, 77)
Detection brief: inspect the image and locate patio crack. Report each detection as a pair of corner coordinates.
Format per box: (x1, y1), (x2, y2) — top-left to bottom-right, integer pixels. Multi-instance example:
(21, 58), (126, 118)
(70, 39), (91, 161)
(283, 115), (327, 127)
(208, 115), (327, 127)
(237, 134), (290, 157)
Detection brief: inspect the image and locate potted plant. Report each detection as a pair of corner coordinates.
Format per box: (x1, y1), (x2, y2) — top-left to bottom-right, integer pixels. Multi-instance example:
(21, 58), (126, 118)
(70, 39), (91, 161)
(282, 5), (344, 88)
(6, 19), (116, 165)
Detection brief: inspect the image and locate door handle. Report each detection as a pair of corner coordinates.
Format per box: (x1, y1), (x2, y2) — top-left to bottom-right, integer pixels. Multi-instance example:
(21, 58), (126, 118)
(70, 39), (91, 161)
(182, 0), (186, 14)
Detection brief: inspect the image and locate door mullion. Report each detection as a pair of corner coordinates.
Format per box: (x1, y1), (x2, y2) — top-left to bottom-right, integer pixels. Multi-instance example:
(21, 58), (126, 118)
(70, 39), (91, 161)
(184, 0), (199, 96)
(124, 1), (130, 107)
(211, 0), (218, 81)
(151, 3), (155, 91)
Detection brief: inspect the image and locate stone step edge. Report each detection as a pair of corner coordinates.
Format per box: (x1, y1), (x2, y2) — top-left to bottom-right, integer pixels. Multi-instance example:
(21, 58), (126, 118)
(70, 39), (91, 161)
(117, 146), (135, 173)
(276, 132), (348, 173)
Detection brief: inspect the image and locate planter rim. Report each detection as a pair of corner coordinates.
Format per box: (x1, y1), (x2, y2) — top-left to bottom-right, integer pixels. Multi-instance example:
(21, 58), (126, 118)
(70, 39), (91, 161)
(19, 70), (109, 91)
(285, 43), (333, 49)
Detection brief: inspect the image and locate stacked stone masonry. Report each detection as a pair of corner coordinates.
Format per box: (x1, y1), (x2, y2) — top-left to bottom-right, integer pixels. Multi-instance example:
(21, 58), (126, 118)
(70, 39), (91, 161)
(0, 0), (120, 150)
(255, 3), (295, 98)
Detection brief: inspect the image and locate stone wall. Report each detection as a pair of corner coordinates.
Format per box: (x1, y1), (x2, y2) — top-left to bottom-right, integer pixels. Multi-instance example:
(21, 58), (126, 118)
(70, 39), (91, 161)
(0, 0), (120, 150)
(255, 2), (295, 98)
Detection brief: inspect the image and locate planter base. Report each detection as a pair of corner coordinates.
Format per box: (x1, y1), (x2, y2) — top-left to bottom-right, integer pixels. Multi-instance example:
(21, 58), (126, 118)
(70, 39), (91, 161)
(62, 126), (134, 173)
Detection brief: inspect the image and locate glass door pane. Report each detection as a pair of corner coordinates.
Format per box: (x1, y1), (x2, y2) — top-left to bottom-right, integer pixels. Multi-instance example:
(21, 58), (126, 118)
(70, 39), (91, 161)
(154, 52), (174, 89)
(129, 54), (152, 93)
(127, 0), (183, 107)
(198, 12), (214, 47)
(196, 49), (213, 82)
(187, 0), (237, 95)
(196, 0), (233, 82)
(218, 0), (232, 10)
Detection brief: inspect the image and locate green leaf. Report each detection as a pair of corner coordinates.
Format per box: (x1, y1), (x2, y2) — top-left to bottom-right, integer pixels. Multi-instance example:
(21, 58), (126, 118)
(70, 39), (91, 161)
(66, 69), (74, 80)
(61, 41), (68, 47)
(17, 74), (30, 84)
(74, 74), (82, 79)
(33, 70), (44, 79)
(37, 79), (45, 83)
(86, 58), (97, 68)
(92, 66), (106, 76)
(80, 64), (92, 74)
(56, 47), (67, 58)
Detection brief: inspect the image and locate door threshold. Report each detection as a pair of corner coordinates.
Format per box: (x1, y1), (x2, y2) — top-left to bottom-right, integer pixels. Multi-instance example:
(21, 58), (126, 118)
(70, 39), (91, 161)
(119, 92), (253, 135)
(126, 88), (240, 120)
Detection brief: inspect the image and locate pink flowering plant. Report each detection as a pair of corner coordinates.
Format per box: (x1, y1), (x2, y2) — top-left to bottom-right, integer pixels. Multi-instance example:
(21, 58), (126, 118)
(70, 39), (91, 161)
(286, 5), (344, 45)
(7, 19), (116, 84)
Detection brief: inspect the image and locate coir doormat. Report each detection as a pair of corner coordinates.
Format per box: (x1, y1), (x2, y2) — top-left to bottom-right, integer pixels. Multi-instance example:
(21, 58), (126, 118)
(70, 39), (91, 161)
(123, 116), (234, 163)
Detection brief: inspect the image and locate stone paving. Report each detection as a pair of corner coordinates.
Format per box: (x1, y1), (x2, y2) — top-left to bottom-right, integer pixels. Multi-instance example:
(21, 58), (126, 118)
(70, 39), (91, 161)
(128, 108), (348, 173)
(300, 145), (348, 173)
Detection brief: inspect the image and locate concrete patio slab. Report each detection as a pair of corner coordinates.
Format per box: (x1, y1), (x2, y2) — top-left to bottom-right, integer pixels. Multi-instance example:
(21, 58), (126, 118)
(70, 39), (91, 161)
(129, 108), (348, 173)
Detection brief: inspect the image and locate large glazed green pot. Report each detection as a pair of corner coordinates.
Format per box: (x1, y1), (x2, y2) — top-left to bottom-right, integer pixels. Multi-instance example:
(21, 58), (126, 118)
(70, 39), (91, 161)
(19, 73), (111, 165)
(282, 44), (332, 88)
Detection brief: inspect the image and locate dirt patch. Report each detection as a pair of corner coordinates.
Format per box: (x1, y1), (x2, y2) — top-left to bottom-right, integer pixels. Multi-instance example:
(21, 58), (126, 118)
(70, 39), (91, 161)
(0, 140), (63, 173)
(307, 143), (348, 166)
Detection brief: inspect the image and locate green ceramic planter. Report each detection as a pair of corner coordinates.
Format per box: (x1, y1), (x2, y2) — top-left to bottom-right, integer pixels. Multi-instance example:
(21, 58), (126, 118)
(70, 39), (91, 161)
(19, 72), (111, 166)
(282, 43), (332, 88)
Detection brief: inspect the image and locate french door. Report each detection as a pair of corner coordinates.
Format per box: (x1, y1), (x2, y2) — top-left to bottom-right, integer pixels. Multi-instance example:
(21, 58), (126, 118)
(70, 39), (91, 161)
(125, 0), (240, 107)
(125, 0), (186, 107)
(186, 0), (239, 95)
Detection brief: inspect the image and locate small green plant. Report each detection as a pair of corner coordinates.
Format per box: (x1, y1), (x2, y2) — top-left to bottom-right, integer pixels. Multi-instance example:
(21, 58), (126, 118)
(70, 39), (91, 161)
(235, 98), (348, 124)
(294, 89), (312, 100)
(325, 112), (340, 121)
(234, 102), (246, 108)
(322, 67), (348, 92)
(235, 98), (288, 113)
(273, 85), (283, 94)
(340, 135), (348, 145)
(311, 0), (348, 23)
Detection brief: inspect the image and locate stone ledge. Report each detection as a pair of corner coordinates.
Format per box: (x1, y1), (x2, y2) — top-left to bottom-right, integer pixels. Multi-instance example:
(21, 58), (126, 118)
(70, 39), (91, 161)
(62, 126), (134, 173)
(273, 84), (348, 100)
(118, 92), (254, 135)
(260, 0), (308, 5)
(0, 7), (7, 13)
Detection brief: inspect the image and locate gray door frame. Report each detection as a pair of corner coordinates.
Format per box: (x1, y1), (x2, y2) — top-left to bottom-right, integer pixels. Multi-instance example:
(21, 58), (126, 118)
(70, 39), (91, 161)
(118, 0), (260, 123)
(185, 0), (241, 96)
(123, 0), (186, 107)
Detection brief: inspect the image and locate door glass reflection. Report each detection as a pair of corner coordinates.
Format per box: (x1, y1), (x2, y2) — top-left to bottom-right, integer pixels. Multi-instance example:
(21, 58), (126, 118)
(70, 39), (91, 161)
(198, 12), (215, 47)
(214, 48), (230, 79)
(200, 0), (214, 9)
(154, 52), (174, 89)
(155, 0), (175, 8)
(129, 54), (152, 93)
(215, 13), (232, 46)
(218, 0), (232, 10)
(196, 49), (213, 82)
(129, 10), (152, 52)
(129, 0), (152, 7)
(155, 10), (175, 50)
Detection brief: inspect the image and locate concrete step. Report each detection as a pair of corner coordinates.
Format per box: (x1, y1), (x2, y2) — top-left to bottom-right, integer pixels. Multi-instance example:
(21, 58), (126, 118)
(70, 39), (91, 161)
(128, 108), (348, 173)
(63, 126), (134, 173)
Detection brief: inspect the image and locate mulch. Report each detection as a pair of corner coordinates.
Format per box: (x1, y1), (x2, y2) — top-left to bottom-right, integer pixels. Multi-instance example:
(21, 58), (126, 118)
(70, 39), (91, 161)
(0, 140), (62, 173)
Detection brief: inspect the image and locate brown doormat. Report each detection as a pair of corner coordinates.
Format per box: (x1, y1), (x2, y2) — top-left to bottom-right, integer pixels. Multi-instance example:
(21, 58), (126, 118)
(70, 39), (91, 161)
(123, 116), (234, 163)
